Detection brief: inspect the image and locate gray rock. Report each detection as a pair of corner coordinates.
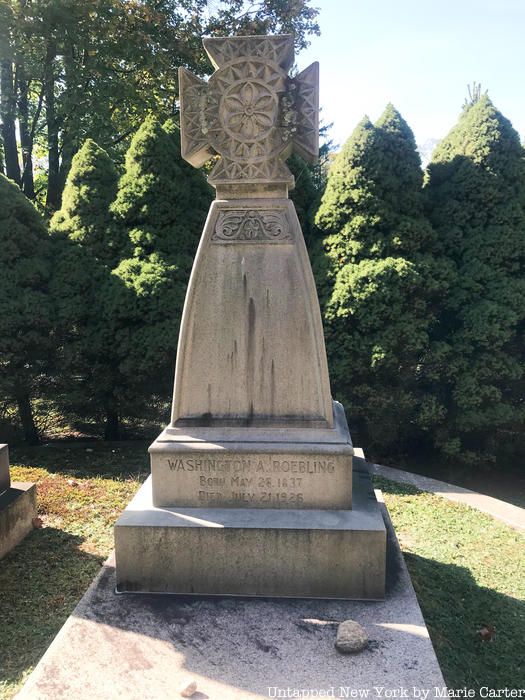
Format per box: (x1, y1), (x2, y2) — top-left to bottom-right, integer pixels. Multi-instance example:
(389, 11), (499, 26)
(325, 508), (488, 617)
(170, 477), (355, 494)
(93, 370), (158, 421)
(335, 619), (368, 653)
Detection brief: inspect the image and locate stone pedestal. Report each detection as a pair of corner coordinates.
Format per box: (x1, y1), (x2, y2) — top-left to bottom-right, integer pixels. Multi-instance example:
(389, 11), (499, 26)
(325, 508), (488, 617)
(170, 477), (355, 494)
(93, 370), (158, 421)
(114, 34), (386, 599)
(0, 445), (37, 560)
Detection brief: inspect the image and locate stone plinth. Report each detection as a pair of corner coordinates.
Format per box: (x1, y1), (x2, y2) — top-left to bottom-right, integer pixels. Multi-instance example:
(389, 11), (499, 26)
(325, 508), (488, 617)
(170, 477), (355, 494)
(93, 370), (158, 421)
(0, 482), (37, 560)
(115, 459), (385, 599)
(0, 443), (10, 493)
(150, 401), (352, 509)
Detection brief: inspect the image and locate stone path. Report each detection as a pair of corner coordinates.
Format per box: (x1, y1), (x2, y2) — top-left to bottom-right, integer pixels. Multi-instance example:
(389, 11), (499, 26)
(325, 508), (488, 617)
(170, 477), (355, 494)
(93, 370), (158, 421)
(357, 449), (525, 532)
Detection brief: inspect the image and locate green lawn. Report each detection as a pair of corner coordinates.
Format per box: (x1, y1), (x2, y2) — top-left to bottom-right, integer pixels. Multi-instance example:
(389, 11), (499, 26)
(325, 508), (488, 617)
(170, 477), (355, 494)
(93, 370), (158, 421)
(0, 444), (523, 698)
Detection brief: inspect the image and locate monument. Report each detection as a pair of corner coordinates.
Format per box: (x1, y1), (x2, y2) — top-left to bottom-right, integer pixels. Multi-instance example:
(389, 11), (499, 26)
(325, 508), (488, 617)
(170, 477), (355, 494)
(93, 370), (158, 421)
(0, 444), (37, 559)
(115, 35), (386, 598)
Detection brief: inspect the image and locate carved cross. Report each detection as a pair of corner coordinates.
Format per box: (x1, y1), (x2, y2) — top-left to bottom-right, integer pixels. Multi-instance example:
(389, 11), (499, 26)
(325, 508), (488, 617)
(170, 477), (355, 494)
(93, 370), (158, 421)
(178, 35), (319, 191)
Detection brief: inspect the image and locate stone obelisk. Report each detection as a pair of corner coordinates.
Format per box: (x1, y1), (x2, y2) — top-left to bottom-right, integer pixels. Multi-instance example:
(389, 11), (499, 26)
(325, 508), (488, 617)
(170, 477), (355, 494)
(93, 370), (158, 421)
(115, 35), (386, 599)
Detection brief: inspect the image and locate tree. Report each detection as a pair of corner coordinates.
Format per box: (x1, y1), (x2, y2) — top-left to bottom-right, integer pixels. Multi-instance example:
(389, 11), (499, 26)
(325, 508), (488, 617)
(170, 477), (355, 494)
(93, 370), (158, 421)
(110, 116), (212, 425)
(424, 95), (525, 463)
(315, 106), (441, 456)
(0, 173), (52, 443)
(0, 0), (319, 210)
(50, 139), (126, 439)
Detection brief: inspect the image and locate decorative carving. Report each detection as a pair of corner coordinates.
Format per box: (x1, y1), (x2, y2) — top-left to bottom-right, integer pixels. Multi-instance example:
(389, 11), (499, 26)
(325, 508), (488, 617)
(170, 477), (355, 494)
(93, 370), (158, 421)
(212, 209), (292, 243)
(178, 35), (319, 191)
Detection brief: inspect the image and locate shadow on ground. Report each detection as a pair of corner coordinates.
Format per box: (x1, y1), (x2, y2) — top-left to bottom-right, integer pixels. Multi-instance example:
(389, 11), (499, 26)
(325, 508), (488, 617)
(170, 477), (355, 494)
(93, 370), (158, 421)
(0, 526), (104, 692)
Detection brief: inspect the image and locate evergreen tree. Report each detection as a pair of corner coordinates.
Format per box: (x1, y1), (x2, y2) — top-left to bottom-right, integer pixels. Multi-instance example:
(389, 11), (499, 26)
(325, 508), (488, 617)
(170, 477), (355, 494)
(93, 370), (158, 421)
(0, 174), (52, 443)
(51, 139), (122, 265)
(425, 95), (525, 463)
(315, 106), (441, 456)
(111, 116), (212, 417)
(49, 139), (126, 439)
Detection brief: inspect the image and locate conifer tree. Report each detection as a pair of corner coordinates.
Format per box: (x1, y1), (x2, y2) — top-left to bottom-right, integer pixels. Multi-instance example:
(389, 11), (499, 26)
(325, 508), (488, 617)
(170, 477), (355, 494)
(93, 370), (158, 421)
(51, 139), (122, 265)
(49, 139), (126, 439)
(111, 116), (212, 416)
(0, 174), (52, 443)
(425, 95), (525, 463)
(315, 106), (440, 455)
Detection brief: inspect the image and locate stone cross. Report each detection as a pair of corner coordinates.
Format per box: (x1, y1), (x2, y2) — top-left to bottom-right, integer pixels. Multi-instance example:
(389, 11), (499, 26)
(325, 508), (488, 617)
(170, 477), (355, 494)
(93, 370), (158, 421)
(179, 34), (318, 194)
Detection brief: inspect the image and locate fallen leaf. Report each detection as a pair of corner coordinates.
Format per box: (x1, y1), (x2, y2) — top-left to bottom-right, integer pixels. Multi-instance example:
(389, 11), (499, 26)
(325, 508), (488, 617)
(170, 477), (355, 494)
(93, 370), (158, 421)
(478, 624), (496, 641)
(32, 517), (44, 529)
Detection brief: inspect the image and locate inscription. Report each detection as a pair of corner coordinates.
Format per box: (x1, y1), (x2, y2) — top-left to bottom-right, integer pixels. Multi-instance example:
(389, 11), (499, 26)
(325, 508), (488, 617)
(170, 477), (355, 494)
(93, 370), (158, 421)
(168, 457), (335, 474)
(212, 209), (292, 243)
(166, 456), (340, 506)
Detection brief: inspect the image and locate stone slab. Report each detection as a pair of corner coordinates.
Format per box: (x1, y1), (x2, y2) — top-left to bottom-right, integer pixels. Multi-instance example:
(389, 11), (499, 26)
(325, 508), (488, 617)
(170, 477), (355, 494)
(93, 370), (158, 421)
(17, 494), (446, 700)
(0, 482), (37, 560)
(0, 443), (10, 493)
(115, 459), (385, 599)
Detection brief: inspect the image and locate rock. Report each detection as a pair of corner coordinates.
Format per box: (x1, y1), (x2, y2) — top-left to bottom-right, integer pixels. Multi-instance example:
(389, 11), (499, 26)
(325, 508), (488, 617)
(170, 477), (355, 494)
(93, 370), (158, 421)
(335, 620), (368, 653)
(179, 679), (198, 697)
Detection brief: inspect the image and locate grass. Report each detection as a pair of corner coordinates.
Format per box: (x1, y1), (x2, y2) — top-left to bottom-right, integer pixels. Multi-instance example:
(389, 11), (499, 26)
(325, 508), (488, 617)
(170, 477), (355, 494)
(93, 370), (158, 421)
(375, 476), (525, 692)
(0, 443), (523, 697)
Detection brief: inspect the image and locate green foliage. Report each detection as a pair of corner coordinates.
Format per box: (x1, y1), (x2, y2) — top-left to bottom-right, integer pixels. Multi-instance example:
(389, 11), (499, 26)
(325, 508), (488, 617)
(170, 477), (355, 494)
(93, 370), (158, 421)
(315, 105), (441, 455)
(49, 140), (126, 437)
(110, 116), (212, 412)
(424, 95), (525, 463)
(0, 174), (52, 443)
(51, 140), (121, 265)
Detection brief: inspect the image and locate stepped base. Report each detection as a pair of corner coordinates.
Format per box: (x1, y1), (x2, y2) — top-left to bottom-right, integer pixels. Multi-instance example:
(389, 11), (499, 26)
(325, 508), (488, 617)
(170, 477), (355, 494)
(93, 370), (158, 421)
(114, 459), (386, 599)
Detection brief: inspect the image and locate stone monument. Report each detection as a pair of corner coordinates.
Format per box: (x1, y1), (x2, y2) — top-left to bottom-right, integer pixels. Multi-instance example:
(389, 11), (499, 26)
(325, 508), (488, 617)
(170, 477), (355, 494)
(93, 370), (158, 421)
(0, 444), (37, 559)
(115, 35), (386, 598)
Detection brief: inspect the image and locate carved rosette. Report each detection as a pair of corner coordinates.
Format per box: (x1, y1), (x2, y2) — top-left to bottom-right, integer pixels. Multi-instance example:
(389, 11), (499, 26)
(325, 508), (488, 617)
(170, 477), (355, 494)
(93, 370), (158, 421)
(178, 35), (319, 191)
(212, 208), (292, 243)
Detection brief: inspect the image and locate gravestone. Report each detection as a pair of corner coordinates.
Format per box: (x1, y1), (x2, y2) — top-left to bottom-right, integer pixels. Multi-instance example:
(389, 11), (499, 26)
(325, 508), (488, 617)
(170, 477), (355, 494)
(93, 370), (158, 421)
(115, 35), (386, 598)
(0, 444), (37, 559)
(0, 443), (10, 494)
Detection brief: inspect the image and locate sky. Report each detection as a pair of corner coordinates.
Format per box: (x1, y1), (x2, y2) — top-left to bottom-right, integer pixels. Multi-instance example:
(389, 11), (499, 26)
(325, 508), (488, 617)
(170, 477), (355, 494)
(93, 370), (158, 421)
(298, 0), (525, 150)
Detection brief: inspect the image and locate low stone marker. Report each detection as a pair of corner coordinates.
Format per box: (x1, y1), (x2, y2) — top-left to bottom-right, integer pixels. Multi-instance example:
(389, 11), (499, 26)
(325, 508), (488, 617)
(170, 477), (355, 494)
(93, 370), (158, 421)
(0, 444), (37, 559)
(0, 442), (10, 493)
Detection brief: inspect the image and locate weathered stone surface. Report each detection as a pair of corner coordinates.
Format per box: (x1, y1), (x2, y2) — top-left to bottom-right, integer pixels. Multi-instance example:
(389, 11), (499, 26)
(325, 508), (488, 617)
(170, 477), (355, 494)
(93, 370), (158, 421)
(19, 497), (445, 700)
(170, 198), (333, 430)
(0, 443), (10, 493)
(179, 34), (318, 191)
(335, 619), (369, 653)
(115, 459), (386, 599)
(150, 402), (353, 509)
(0, 482), (37, 560)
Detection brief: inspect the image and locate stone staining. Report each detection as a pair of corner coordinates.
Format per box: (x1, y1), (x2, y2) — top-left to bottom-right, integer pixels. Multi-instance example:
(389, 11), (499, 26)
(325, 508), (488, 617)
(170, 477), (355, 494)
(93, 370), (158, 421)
(179, 34), (319, 187)
(172, 34), (332, 429)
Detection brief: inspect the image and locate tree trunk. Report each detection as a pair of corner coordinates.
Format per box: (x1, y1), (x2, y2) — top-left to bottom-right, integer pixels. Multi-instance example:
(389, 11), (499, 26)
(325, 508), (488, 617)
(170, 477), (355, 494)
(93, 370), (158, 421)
(104, 407), (121, 441)
(17, 68), (35, 198)
(0, 59), (21, 184)
(44, 43), (60, 211)
(16, 391), (40, 445)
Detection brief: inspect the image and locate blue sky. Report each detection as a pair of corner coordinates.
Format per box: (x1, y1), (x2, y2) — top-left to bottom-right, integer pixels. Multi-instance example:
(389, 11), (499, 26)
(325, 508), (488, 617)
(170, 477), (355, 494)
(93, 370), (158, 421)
(299, 0), (525, 149)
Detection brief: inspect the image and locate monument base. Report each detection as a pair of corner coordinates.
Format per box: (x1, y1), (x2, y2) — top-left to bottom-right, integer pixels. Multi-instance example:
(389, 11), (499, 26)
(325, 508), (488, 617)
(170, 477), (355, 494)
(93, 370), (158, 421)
(0, 482), (37, 560)
(114, 459), (386, 599)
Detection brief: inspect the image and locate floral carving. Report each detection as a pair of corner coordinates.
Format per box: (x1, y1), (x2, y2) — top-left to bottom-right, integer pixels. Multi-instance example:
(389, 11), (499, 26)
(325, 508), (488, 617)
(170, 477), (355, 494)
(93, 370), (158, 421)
(178, 35), (319, 189)
(212, 209), (292, 243)
(222, 81), (277, 140)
